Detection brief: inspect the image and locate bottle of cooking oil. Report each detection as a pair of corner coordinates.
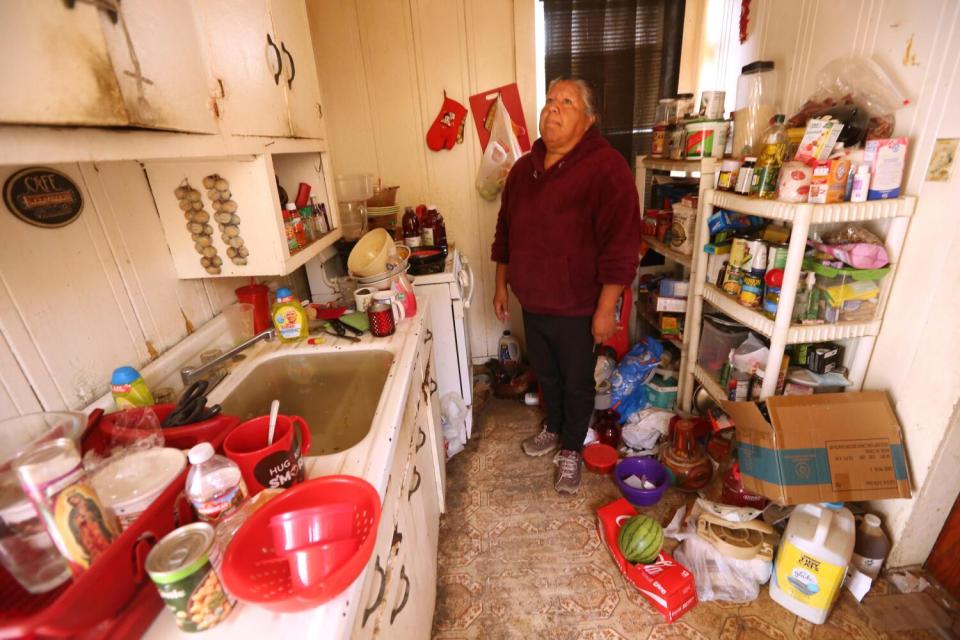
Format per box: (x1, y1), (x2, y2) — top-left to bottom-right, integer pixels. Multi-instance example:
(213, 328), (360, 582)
(750, 114), (787, 199)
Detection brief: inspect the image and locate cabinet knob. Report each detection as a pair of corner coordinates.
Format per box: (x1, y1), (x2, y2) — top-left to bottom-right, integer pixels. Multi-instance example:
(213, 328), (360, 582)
(316, 103), (323, 119)
(280, 41), (296, 89)
(266, 34), (283, 85)
(362, 555), (387, 627)
(408, 467), (422, 500)
(416, 427), (426, 452)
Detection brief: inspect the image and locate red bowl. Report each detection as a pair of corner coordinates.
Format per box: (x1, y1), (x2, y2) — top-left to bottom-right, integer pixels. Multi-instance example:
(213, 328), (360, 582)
(87, 404), (239, 454)
(221, 476), (380, 612)
(583, 443), (618, 474)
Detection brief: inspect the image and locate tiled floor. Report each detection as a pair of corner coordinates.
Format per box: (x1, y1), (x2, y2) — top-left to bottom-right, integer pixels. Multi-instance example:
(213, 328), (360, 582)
(431, 398), (960, 639)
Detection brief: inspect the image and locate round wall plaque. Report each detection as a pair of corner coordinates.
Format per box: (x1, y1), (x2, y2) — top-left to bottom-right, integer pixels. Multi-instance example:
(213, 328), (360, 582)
(3, 167), (84, 228)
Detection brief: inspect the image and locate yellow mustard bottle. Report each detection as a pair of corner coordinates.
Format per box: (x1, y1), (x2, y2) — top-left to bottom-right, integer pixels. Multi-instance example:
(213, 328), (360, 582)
(271, 287), (308, 343)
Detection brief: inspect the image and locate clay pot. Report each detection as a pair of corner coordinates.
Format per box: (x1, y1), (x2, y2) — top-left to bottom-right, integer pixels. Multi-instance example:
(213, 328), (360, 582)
(660, 418), (712, 491)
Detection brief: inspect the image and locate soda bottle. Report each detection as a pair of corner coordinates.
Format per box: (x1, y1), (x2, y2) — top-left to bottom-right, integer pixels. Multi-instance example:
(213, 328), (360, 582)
(750, 114), (787, 199)
(186, 443), (248, 524)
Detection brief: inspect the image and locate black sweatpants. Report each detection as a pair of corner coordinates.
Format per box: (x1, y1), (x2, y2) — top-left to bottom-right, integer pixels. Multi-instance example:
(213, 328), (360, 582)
(522, 311), (595, 452)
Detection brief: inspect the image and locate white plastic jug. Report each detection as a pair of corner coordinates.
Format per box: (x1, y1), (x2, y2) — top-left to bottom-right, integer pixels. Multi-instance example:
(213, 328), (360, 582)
(769, 502), (854, 624)
(498, 331), (520, 367)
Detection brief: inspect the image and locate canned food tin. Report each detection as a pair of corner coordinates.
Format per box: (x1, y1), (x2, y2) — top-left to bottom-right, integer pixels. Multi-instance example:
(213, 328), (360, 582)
(147, 523), (233, 632)
(729, 238), (751, 272)
(13, 438), (119, 575)
(717, 159), (741, 191)
(721, 266), (745, 297)
(739, 274), (763, 308)
(748, 239), (768, 277)
(769, 243), (789, 271)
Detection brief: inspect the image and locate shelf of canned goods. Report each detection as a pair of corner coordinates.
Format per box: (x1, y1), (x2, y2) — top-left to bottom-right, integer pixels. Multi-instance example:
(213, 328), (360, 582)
(634, 156), (717, 406)
(680, 189), (916, 409)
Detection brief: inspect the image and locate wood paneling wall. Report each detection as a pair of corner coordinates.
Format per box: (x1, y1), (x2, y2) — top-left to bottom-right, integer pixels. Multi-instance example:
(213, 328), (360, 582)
(307, 0), (537, 360)
(0, 161), (306, 419)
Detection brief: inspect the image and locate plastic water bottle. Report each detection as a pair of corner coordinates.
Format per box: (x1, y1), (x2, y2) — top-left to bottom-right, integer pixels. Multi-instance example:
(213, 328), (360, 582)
(186, 443), (248, 524)
(498, 331), (520, 368)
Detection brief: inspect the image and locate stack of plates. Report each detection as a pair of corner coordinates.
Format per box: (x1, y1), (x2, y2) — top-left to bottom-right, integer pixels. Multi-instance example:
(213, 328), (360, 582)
(367, 205), (399, 231)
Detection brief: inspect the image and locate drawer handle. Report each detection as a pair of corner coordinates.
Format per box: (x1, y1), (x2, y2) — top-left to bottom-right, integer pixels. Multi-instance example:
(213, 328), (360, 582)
(389, 565), (410, 624)
(416, 427), (426, 452)
(266, 33), (282, 85)
(281, 41), (296, 89)
(362, 555), (386, 627)
(429, 379), (438, 395)
(424, 328), (433, 344)
(408, 467), (421, 500)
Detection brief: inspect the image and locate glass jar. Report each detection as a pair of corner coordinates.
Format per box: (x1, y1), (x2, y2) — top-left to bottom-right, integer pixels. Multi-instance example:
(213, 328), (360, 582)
(339, 201), (368, 241)
(732, 60), (779, 157)
(595, 409), (621, 448)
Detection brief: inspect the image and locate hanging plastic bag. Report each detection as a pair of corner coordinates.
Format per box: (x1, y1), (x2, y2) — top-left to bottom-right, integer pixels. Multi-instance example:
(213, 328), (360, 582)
(440, 393), (468, 459)
(475, 95), (523, 201)
(787, 56), (908, 139)
(609, 338), (663, 422)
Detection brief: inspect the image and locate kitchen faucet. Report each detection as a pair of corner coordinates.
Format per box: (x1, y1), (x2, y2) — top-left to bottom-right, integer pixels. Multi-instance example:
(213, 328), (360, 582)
(180, 327), (276, 387)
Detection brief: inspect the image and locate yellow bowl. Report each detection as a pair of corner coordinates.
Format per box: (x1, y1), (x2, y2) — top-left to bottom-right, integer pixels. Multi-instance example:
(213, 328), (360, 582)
(347, 228), (393, 277)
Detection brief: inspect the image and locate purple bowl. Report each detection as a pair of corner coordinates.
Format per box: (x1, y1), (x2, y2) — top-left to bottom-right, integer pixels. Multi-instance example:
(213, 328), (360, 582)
(614, 456), (669, 507)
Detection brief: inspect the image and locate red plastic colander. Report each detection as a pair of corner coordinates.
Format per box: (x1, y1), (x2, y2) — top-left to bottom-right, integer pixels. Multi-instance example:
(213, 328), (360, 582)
(220, 475), (381, 612)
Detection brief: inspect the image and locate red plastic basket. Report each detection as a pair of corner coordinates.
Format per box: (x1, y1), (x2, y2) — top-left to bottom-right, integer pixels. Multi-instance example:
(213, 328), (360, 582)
(87, 404), (236, 454)
(0, 410), (240, 639)
(221, 475), (381, 613)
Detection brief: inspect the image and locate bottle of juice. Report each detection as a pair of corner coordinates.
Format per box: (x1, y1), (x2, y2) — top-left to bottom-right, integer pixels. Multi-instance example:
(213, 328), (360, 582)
(402, 206), (421, 248)
(750, 114), (787, 199)
(271, 287), (308, 343)
(421, 205), (439, 246)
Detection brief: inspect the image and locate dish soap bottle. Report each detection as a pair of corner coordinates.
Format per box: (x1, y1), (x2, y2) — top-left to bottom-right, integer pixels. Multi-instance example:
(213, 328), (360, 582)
(271, 287), (308, 343)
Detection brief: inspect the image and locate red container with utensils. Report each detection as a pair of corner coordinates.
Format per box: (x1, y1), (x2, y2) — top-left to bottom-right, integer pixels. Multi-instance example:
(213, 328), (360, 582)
(235, 283), (271, 333)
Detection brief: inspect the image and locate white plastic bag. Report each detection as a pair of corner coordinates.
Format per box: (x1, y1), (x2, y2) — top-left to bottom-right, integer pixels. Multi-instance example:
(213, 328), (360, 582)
(440, 393), (468, 458)
(621, 407), (672, 451)
(475, 95), (523, 201)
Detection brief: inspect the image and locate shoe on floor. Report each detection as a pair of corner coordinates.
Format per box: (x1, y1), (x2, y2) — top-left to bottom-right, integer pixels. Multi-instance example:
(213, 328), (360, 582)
(522, 425), (560, 457)
(554, 449), (582, 494)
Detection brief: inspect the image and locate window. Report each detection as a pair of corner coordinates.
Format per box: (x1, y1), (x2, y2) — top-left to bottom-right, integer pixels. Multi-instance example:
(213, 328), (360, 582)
(542, 0), (686, 166)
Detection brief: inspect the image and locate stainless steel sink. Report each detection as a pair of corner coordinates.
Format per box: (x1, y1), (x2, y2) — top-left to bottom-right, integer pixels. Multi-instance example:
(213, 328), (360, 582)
(219, 350), (395, 455)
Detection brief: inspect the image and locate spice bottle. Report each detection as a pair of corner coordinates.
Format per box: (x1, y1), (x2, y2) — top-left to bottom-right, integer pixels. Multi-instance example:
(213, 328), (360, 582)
(310, 196), (329, 235)
(299, 206), (316, 243)
(283, 204), (301, 253)
(402, 206), (421, 248)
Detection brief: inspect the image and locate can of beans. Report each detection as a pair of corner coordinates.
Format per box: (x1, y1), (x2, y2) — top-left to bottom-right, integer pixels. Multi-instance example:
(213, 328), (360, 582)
(147, 523), (233, 632)
(739, 273), (763, 308)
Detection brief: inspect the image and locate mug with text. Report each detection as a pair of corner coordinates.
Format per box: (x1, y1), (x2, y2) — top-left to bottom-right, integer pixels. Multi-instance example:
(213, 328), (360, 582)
(223, 415), (312, 495)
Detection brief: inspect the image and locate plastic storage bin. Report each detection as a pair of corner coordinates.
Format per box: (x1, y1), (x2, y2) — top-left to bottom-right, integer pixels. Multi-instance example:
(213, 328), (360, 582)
(807, 261), (889, 324)
(646, 373), (679, 409)
(697, 314), (750, 377)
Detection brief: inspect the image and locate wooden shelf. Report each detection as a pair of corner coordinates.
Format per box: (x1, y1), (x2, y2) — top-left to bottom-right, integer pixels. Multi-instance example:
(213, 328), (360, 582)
(702, 283), (882, 344)
(643, 235), (692, 268)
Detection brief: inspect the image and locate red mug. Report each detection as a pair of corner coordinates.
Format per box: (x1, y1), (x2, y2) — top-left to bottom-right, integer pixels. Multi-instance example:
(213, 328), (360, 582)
(223, 415), (311, 495)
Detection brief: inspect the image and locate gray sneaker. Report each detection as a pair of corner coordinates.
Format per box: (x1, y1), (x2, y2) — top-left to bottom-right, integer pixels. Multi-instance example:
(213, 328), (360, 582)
(554, 449), (582, 494)
(522, 426), (560, 457)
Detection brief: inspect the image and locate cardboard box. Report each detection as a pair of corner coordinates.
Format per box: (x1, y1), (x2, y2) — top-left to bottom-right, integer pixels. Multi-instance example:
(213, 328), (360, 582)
(654, 295), (687, 313)
(596, 499), (697, 622)
(722, 392), (911, 505)
(659, 278), (689, 299)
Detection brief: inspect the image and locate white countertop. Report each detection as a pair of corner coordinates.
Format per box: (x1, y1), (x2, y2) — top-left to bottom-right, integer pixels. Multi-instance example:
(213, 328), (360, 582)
(143, 306), (427, 639)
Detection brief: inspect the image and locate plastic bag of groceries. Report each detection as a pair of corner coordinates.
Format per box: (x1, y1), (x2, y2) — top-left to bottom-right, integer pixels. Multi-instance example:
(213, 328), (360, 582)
(609, 337), (663, 422)
(476, 95), (523, 201)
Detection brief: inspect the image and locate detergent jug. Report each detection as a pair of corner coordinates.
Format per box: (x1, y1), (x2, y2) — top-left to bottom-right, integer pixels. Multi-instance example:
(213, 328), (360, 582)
(770, 502), (855, 624)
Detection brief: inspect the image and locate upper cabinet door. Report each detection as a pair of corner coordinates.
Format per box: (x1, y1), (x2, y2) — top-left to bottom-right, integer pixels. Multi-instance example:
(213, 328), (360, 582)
(270, 1), (326, 139)
(193, 0), (290, 137)
(0, 1), (129, 127)
(97, 0), (218, 133)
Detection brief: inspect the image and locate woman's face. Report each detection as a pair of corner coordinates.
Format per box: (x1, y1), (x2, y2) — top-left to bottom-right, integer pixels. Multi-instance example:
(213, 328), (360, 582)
(539, 81), (595, 154)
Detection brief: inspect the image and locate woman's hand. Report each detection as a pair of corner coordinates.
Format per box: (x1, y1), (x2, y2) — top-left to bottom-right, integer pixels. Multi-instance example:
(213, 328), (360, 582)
(592, 306), (617, 344)
(493, 286), (510, 323)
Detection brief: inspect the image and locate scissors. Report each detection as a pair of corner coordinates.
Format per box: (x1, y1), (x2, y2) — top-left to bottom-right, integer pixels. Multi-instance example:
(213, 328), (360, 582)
(162, 380), (222, 427)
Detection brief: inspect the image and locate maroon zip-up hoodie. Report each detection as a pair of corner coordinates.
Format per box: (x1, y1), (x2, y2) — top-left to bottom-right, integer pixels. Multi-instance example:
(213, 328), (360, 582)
(490, 127), (641, 316)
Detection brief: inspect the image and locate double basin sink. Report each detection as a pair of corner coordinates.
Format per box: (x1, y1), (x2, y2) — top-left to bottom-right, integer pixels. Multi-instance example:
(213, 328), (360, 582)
(212, 346), (396, 456)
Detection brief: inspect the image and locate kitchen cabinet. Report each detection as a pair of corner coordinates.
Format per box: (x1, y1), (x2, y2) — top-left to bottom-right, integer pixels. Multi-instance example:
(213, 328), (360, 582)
(194, 0), (325, 138)
(351, 323), (443, 640)
(143, 150), (341, 278)
(0, 0), (216, 133)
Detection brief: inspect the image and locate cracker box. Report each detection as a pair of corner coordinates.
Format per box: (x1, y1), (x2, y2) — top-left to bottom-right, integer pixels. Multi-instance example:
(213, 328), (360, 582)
(596, 499), (698, 622)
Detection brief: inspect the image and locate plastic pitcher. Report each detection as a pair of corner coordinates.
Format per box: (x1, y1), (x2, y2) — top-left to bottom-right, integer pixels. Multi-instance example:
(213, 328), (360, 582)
(770, 502), (854, 624)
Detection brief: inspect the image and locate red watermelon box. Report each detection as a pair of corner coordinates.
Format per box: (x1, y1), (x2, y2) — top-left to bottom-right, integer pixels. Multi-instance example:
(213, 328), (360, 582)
(596, 498), (697, 622)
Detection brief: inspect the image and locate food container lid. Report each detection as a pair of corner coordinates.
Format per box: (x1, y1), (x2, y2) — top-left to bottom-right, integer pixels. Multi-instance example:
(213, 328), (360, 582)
(146, 522), (215, 583)
(583, 444), (618, 475)
(91, 447), (186, 511)
(741, 60), (775, 74)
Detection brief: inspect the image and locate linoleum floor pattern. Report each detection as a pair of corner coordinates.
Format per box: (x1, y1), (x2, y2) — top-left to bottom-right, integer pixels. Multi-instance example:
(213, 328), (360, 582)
(431, 399), (959, 640)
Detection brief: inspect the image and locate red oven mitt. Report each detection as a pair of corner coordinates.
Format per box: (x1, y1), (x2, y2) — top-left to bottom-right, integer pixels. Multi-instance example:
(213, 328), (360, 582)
(426, 91), (467, 151)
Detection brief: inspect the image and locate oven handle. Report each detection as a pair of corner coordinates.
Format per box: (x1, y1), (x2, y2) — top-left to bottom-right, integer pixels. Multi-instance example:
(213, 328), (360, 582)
(459, 255), (475, 309)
